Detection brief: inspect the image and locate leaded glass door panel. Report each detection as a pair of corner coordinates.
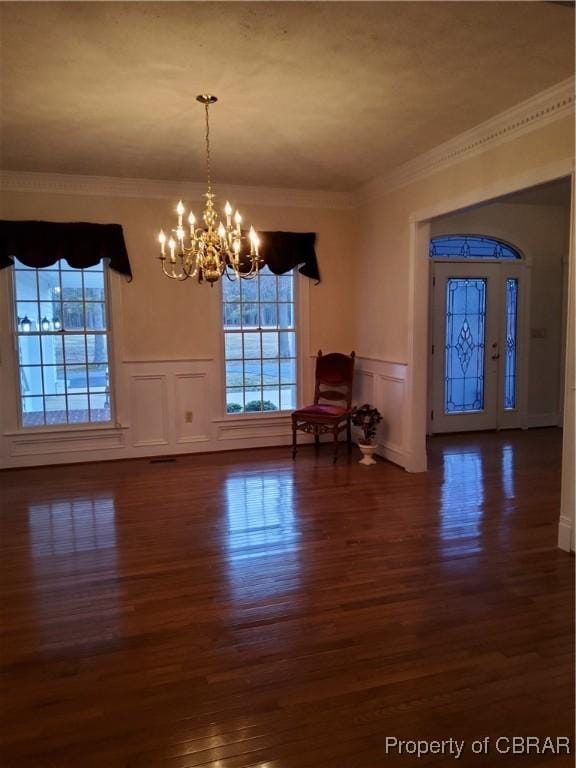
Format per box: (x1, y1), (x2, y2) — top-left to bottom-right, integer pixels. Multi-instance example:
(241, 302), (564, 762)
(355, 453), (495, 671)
(431, 263), (501, 433)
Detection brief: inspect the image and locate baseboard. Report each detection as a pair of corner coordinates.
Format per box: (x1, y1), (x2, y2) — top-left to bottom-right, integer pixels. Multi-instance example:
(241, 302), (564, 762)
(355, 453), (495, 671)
(376, 441), (408, 469)
(527, 413), (560, 428)
(558, 515), (574, 552)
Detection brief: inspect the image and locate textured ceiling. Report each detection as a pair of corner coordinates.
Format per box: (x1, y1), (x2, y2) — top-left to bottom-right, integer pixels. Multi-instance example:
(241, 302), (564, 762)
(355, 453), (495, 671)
(0, 2), (574, 191)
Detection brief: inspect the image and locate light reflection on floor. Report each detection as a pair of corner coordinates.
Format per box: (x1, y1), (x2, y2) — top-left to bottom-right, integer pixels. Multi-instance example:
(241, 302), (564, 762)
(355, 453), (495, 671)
(223, 470), (301, 603)
(28, 495), (117, 557)
(440, 448), (485, 556)
(27, 494), (119, 650)
(438, 441), (518, 557)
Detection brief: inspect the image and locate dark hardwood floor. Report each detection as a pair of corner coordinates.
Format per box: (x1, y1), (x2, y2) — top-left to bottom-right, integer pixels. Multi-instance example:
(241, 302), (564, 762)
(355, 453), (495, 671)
(0, 429), (573, 767)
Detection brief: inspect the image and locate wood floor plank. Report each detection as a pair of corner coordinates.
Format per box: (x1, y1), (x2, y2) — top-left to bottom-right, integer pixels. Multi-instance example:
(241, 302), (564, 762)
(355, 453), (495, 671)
(0, 429), (573, 767)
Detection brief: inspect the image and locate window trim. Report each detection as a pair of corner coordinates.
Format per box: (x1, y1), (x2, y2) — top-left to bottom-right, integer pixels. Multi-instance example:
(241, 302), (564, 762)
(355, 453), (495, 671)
(218, 269), (308, 419)
(0, 262), (125, 436)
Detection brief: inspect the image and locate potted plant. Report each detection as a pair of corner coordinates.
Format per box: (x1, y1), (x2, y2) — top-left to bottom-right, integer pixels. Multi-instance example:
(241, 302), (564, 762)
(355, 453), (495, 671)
(351, 404), (383, 465)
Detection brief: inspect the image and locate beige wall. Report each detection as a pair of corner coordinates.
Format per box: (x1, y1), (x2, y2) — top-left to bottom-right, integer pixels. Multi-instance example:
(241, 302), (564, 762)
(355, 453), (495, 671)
(354, 115), (575, 363)
(430, 198), (571, 421)
(0, 190), (355, 361)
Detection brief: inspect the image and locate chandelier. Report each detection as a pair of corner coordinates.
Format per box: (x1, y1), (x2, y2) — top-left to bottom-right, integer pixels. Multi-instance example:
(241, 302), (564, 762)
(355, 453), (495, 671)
(157, 94), (261, 285)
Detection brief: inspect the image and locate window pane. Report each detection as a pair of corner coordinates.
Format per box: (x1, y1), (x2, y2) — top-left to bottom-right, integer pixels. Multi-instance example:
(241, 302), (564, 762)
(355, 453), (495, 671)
(278, 304), (293, 328)
(45, 395), (67, 425)
(240, 279), (258, 303)
(278, 275), (293, 302)
(83, 270), (105, 301)
(244, 387), (266, 412)
(87, 364), (108, 391)
(430, 236), (521, 260)
(225, 334), (242, 360)
(17, 301), (39, 331)
(258, 275), (277, 302)
(42, 366), (64, 395)
(280, 385), (296, 411)
(89, 393), (110, 421)
(260, 303), (278, 327)
(226, 388), (244, 413)
(87, 334), (108, 364)
(504, 279), (518, 410)
(37, 271), (61, 298)
(223, 303), (240, 327)
(18, 335), (41, 365)
(261, 331), (279, 358)
(444, 278), (486, 413)
(63, 302), (85, 330)
(243, 333), (261, 359)
(225, 360), (243, 387)
(42, 334), (64, 366)
(222, 276), (240, 302)
(67, 365), (88, 392)
(243, 361), (262, 388)
(61, 270), (82, 299)
(280, 359), (296, 385)
(241, 303), (258, 327)
(22, 396), (45, 427)
(279, 331), (296, 358)
(263, 359), (280, 386)
(68, 394), (89, 423)
(85, 303), (107, 330)
(20, 366), (43, 396)
(14, 271), (37, 301)
(65, 335), (86, 364)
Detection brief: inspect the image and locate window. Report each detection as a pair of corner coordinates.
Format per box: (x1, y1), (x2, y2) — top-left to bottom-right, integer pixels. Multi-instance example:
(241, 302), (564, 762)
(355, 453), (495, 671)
(430, 235), (521, 260)
(504, 278), (518, 410)
(222, 266), (297, 414)
(13, 259), (112, 427)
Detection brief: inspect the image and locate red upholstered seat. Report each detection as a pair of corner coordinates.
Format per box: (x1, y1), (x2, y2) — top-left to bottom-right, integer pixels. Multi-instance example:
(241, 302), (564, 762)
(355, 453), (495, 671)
(292, 350), (355, 463)
(293, 404), (346, 418)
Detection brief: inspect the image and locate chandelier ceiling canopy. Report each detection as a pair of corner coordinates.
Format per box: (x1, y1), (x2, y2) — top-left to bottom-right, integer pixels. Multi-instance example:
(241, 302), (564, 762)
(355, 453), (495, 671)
(157, 94), (260, 285)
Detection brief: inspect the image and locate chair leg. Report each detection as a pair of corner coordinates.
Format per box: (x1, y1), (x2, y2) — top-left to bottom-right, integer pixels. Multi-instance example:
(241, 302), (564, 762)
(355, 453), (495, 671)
(347, 418), (352, 453)
(314, 427), (320, 452)
(292, 420), (297, 459)
(333, 428), (339, 464)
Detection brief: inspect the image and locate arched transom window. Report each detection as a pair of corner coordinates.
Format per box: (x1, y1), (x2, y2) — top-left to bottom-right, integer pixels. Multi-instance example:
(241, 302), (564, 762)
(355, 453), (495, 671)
(429, 235), (522, 260)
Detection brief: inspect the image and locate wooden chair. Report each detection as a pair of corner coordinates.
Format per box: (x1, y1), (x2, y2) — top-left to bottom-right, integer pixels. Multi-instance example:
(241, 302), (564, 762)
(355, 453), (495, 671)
(292, 350), (356, 463)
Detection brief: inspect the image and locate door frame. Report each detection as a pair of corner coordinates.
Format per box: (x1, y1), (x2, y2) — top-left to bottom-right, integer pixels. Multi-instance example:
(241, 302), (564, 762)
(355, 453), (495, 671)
(428, 257), (530, 434)
(403, 159), (574, 551)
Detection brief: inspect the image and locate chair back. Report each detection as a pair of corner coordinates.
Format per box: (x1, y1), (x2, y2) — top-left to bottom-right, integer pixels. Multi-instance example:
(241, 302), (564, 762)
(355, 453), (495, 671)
(314, 351), (356, 410)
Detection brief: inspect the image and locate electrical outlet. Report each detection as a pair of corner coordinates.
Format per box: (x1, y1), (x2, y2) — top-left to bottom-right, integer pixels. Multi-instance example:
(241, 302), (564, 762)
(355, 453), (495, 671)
(185, 411), (194, 423)
(531, 327), (547, 339)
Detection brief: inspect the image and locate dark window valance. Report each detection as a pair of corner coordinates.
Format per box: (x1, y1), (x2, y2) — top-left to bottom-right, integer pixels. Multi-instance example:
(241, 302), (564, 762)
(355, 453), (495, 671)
(0, 221), (132, 278)
(259, 231), (319, 282)
(234, 231), (320, 282)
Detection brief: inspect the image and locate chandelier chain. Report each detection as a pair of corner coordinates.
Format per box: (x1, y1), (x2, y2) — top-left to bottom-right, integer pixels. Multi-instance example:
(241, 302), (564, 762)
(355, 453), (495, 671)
(205, 102), (212, 194)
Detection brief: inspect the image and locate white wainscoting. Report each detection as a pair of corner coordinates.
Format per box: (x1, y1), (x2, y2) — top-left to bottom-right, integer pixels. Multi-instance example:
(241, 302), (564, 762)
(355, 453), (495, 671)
(0, 358), (303, 468)
(354, 356), (409, 468)
(1, 356), (409, 469)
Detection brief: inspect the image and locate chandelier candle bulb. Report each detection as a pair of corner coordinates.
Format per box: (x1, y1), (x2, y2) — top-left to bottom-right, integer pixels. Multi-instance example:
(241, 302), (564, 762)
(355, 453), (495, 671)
(168, 237), (176, 263)
(158, 230), (166, 257)
(225, 201), (232, 227)
(176, 200), (185, 227)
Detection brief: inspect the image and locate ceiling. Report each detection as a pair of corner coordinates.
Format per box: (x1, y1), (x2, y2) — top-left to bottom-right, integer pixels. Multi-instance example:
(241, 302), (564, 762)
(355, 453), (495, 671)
(0, 2), (574, 192)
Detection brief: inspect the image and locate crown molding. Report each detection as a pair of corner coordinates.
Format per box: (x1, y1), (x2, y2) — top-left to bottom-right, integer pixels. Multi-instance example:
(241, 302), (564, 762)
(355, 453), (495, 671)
(356, 77), (575, 205)
(1, 79), (573, 211)
(0, 170), (355, 211)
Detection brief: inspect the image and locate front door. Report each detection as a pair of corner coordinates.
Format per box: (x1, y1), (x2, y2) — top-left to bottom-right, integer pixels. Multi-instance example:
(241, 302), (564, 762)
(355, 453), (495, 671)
(430, 261), (523, 433)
